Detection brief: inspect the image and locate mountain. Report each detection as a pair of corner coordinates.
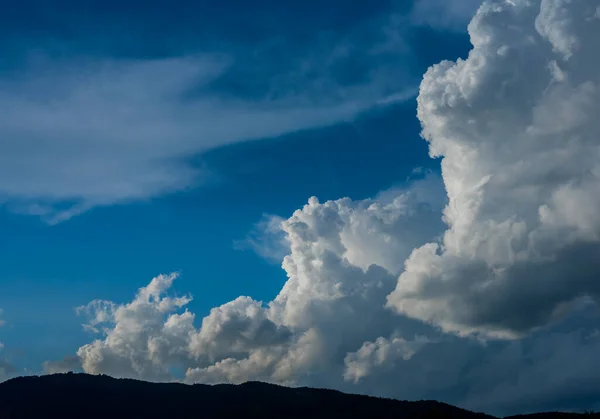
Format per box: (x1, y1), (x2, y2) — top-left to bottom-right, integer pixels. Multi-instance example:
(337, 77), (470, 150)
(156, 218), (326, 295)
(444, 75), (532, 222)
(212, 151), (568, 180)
(0, 373), (596, 419)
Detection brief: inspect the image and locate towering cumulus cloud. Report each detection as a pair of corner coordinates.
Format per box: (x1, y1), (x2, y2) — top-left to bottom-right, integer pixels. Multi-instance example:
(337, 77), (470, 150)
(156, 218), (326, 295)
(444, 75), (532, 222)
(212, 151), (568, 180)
(74, 176), (444, 386)
(187, 176), (443, 385)
(387, 0), (600, 339)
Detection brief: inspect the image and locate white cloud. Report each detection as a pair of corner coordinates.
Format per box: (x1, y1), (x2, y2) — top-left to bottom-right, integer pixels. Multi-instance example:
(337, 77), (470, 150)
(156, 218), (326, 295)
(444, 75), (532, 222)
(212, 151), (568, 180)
(1, 56), (395, 223)
(1, 7), (424, 225)
(244, 174), (445, 275)
(76, 273), (196, 381)
(268, 174), (445, 334)
(70, 175), (445, 387)
(189, 296), (292, 362)
(55, 156), (600, 414)
(65, 271), (600, 414)
(386, 0), (600, 339)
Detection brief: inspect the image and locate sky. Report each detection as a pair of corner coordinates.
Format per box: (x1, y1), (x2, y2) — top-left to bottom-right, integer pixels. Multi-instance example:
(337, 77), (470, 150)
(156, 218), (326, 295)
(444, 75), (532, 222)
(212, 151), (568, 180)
(1, 0), (600, 416)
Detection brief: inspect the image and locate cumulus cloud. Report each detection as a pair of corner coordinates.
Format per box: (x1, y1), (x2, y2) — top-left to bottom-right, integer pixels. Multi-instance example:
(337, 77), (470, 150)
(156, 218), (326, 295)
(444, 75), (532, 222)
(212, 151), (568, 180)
(387, 0), (600, 339)
(57, 152), (600, 415)
(76, 273), (196, 381)
(343, 1), (600, 411)
(67, 175), (444, 387)
(189, 296), (292, 362)
(65, 273), (600, 414)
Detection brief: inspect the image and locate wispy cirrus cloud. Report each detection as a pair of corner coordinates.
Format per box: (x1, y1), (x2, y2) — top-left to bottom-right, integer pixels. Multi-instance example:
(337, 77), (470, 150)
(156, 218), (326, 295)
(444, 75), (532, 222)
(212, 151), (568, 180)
(0, 4), (424, 224)
(1, 55), (417, 224)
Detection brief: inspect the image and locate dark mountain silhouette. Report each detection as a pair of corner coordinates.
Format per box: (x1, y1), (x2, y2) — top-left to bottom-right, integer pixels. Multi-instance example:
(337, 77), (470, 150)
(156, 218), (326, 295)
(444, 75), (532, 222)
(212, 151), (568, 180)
(0, 373), (597, 419)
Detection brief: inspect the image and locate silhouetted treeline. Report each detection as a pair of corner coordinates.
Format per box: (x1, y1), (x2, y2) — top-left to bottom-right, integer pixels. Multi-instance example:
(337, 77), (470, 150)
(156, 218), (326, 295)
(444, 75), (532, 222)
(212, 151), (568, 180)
(0, 373), (597, 419)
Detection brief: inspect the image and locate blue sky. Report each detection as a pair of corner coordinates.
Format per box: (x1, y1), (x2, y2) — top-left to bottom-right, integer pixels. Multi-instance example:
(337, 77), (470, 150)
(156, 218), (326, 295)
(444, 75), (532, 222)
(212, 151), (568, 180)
(0, 0), (472, 369)
(3, 0), (600, 416)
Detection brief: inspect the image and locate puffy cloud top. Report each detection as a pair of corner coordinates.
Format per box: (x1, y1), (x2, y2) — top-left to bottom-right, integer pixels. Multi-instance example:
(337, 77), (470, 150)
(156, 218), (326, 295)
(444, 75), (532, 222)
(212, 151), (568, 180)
(387, 0), (600, 339)
(76, 273), (195, 380)
(72, 176), (443, 386)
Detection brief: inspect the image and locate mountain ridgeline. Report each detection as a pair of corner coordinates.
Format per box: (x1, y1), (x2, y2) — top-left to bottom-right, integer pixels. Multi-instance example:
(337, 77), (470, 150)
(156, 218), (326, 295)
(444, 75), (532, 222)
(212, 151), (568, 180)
(0, 373), (597, 419)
